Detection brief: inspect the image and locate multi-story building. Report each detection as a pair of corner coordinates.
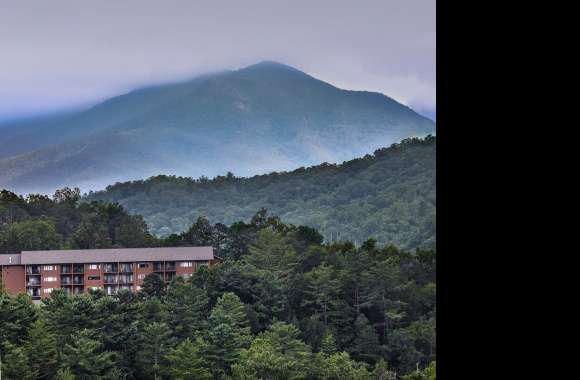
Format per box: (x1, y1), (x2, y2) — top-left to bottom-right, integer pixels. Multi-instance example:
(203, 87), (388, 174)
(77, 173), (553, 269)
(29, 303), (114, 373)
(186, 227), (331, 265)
(0, 246), (217, 300)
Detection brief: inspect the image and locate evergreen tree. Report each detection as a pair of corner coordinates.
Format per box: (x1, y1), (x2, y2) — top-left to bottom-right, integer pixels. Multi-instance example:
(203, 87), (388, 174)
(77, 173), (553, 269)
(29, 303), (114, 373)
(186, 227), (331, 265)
(165, 338), (211, 380)
(164, 278), (208, 340)
(302, 264), (341, 326)
(141, 273), (165, 298)
(135, 322), (173, 380)
(205, 293), (251, 376)
(320, 330), (338, 356)
(350, 314), (382, 363)
(233, 322), (312, 380)
(0, 341), (37, 380)
(312, 351), (371, 380)
(23, 318), (58, 379)
(372, 359), (398, 380)
(61, 329), (116, 380)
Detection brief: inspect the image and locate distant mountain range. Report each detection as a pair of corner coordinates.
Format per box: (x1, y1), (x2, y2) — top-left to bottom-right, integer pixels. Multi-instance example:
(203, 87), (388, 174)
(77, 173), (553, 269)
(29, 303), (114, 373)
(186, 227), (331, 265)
(0, 61), (435, 194)
(87, 136), (436, 250)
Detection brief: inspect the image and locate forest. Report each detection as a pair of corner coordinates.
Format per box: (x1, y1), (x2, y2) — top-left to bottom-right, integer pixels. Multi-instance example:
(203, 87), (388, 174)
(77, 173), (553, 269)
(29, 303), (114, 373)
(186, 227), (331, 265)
(86, 136), (436, 251)
(1, 189), (436, 379)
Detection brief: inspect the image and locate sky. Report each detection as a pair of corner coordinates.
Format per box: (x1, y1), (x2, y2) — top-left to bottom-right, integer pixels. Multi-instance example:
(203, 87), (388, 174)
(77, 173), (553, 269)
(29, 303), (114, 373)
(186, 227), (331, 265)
(0, 0), (436, 122)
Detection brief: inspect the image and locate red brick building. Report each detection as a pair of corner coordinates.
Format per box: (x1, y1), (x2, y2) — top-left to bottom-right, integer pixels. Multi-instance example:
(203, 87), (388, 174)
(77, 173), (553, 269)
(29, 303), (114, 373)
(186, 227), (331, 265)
(0, 247), (217, 300)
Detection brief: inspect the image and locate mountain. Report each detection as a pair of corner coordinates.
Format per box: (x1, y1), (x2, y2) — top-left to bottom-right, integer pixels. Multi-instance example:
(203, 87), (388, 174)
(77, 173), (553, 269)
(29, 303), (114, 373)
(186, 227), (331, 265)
(86, 136), (436, 250)
(0, 61), (435, 194)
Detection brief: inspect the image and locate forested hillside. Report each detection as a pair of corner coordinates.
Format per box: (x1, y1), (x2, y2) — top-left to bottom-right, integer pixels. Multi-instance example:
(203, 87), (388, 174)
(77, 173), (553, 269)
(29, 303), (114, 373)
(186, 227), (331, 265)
(87, 136), (436, 250)
(0, 61), (434, 194)
(1, 204), (435, 379)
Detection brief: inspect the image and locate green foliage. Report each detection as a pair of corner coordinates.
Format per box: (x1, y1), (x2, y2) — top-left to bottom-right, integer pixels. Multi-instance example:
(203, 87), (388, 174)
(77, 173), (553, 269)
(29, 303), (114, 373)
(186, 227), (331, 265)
(23, 318), (58, 379)
(87, 136), (436, 250)
(233, 322), (311, 380)
(0, 211), (435, 379)
(205, 293), (252, 376)
(0, 340), (37, 380)
(0, 190), (154, 253)
(166, 338), (211, 380)
(61, 329), (116, 379)
(312, 351), (372, 380)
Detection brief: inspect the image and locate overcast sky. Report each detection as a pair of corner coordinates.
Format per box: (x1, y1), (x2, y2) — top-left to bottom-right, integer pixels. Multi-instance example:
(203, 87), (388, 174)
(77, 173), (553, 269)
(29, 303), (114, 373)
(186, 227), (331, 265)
(0, 0), (436, 122)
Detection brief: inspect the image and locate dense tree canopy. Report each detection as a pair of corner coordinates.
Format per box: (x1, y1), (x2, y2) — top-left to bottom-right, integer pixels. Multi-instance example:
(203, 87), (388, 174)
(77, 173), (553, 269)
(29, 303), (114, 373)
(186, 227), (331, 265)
(0, 188), (155, 253)
(1, 206), (435, 379)
(86, 136), (436, 250)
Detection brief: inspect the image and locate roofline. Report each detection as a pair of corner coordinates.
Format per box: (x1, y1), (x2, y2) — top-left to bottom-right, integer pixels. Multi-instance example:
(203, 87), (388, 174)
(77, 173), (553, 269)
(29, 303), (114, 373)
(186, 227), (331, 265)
(13, 246), (214, 265)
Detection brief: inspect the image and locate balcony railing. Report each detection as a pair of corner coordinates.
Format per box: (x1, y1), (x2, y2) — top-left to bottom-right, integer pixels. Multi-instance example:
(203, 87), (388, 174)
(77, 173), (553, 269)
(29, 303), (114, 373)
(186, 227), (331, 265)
(73, 265), (84, 273)
(61, 275), (72, 285)
(118, 275), (133, 284)
(27, 278), (41, 286)
(166, 262), (176, 271)
(73, 276), (84, 285)
(26, 266), (41, 275)
(104, 275), (118, 284)
(119, 263), (133, 273)
(103, 264), (118, 273)
(61, 265), (73, 273)
(153, 262), (164, 271)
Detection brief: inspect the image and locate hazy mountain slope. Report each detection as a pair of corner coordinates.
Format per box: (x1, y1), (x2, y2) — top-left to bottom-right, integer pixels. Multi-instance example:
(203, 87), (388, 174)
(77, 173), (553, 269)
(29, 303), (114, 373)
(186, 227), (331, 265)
(87, 136), (436, 250)
(0, 61), (434, 194)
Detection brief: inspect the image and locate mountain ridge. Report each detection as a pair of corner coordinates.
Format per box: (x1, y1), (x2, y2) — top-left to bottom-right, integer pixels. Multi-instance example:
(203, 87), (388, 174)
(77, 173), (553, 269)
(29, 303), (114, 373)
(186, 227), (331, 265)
(0, 61), (435, 194)
(86, 136), (436, 250)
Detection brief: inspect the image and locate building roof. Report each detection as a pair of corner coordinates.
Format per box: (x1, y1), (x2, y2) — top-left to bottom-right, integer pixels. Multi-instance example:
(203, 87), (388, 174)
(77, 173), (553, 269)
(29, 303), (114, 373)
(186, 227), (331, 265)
(0, 254), (22, 265)
(17, 247), (214, 265)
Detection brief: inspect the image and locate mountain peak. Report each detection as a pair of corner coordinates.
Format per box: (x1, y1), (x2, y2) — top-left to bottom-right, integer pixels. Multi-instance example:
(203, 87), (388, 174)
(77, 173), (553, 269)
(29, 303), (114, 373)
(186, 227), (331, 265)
(239, 60), (306, 74)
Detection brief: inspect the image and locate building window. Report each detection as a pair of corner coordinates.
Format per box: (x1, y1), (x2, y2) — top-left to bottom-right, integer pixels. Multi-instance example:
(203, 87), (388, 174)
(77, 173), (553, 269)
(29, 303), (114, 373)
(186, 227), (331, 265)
(198, 261), (209, 267)
(180, 261), (193, 267)
(43, 288), (54, 294)
(138, 263), (149, 268)
(137, 274), (146, 280)
(43, 265), (54, 271)
(88, 276), (101, 281)
(89, 264), (100, 270)
(44, 276), (57, 282)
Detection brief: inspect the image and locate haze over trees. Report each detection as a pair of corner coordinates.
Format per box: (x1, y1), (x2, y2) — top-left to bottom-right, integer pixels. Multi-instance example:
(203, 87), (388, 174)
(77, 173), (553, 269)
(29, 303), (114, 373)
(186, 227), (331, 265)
(87, 136), (436, 250)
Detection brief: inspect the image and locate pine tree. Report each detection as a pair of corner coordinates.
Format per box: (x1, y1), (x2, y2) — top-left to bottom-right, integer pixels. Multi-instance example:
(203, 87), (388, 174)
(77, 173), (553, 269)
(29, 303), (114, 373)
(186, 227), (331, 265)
(23, 318), (58, 379)
(61, 329), (116, 379)
(205, 293), (251, 376)
(164, 279), (208, 340)
(350, 314), (382, 363)
(372, 359), (398, 380)
(165, 338), (211, 380)
(135, 322), (173, 380)
(320, 330), (338, 356)
(141, 273), (165, 298)
(0, 341), (37, 380)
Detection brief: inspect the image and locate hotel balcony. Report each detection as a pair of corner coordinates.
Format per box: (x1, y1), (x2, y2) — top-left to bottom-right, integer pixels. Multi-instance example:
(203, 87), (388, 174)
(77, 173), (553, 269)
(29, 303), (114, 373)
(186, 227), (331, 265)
(104, 274), (118, 284)
(119, 263), (133, 273)
(26, 266), (41, 275)
(61, 265), (73, 274)
(73, 275), (84, 285)
(26, 277), (41, 286)
(103, 264), (118, 273)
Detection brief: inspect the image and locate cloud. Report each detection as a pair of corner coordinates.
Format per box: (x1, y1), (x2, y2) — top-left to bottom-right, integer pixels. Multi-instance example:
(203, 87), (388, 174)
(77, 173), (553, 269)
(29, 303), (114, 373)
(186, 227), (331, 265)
(0, 0), (435, 121)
